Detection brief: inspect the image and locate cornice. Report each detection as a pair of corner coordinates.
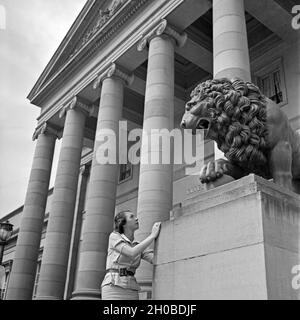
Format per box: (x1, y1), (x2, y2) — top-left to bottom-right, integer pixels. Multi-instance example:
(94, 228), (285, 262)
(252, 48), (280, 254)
(35, 0), (186, 126)
(27, 0), (96, 101)
(70, 0), (131, 60)
(250, 33), (283, 63)
(30, 0), (148, 105)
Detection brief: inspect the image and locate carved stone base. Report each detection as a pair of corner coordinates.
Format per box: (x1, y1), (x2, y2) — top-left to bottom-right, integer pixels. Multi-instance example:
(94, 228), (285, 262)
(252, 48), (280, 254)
(153, 174), (300, 300)
(71, 289), (101, 300)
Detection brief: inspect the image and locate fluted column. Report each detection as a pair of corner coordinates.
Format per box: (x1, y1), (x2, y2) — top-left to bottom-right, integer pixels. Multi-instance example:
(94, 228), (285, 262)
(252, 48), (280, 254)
(72, 64), (134, 300)
(136, 20), (187, 295)
(6, 123), (60, 300)
(213, 0), (251, 82)
(35, 97), (93, 300)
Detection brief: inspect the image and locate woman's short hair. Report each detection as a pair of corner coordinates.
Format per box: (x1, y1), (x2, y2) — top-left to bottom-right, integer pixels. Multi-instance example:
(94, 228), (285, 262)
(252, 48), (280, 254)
(114, 210), (132, 234)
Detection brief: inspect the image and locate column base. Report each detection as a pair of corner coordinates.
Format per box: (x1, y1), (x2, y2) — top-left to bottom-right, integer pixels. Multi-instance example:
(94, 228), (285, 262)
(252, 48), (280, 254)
(137, 281), (153, 300)
(71, 289), (101, 300)
(34, 297), (61, 301)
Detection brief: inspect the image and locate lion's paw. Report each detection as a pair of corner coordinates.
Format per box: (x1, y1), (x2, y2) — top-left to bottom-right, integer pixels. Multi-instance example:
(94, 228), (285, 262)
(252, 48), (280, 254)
(199, 159), (228, 183)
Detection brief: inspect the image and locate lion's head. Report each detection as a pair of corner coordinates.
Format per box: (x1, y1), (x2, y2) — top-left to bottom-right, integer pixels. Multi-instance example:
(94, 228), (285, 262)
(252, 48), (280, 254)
(181, 78), (269, 173)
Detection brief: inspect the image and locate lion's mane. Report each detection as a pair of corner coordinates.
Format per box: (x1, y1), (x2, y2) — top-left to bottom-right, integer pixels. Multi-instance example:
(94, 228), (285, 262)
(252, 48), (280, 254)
(190, 78), (269, 175)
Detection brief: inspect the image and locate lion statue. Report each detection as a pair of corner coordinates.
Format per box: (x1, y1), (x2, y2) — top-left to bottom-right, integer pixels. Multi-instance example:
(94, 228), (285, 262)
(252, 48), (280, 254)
(181, 78), (300, 194)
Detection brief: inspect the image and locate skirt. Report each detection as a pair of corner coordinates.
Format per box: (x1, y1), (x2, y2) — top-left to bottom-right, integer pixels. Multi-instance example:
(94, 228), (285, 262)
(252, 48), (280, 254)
(101, 284), (139, 300)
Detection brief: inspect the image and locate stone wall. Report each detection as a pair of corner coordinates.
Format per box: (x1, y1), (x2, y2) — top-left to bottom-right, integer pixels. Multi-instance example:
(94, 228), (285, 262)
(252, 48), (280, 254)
(153, 174), (300, 300)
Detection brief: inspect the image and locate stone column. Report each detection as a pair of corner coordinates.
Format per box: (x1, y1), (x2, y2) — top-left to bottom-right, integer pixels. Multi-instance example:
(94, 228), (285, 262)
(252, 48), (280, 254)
(72, 64), (134, 300)
(35, 97), (93, 300)
(213, 0), (251, 82)
(136, 20), (187, 296)
(6, 123), (60, 300)
(64, 165), (90, 300)
(213, 0), (251, 159)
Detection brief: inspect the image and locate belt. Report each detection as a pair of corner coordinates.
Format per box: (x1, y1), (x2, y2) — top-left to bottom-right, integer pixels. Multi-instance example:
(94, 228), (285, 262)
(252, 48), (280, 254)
(106, 268), (135, 277)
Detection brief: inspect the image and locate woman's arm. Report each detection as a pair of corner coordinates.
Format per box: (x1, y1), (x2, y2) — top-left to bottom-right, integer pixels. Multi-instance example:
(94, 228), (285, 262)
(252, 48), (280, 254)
(114, 222), (161, 259)
(120, 235), (155, 259)
(141, 250), (154, 264)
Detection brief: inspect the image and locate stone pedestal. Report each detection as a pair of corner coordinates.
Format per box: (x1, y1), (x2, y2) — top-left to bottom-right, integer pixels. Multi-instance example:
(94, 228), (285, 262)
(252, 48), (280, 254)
(153, 174), (300, 300)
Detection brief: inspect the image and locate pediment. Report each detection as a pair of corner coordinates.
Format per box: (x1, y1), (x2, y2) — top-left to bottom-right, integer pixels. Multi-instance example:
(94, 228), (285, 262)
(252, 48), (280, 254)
(28, 0), (133, 102)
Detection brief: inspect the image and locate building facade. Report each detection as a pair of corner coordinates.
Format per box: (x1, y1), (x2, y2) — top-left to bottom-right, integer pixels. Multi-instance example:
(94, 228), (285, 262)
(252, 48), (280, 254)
(1, 0), (299, 300)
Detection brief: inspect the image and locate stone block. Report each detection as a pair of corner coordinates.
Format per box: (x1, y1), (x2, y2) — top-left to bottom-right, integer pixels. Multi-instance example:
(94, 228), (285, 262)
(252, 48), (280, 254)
(153, 174), (300, 300)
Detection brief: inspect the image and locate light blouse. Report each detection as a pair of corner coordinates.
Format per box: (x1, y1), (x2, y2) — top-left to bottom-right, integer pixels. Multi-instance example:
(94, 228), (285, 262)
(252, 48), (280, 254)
(101, 231), (154, 291)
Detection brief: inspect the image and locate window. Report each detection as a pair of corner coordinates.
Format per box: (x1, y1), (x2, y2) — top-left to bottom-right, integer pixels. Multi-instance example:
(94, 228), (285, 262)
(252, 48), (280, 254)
(260, 69), (283, 103)
(254, 57), (287, 107)
(0, 260), (12, 300)
(0, 270), (9, 300)
(118, 129), (134, 184)
(118, 163), (133, 184)
(32, 261), (41, 299)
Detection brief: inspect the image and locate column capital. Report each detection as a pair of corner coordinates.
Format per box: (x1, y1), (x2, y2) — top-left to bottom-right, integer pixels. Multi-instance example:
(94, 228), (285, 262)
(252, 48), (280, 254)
(59, 97), (95, 119)
(32, 122), (62, 141)
(93, 63), (135, 89)
(137, 19), (188, 52)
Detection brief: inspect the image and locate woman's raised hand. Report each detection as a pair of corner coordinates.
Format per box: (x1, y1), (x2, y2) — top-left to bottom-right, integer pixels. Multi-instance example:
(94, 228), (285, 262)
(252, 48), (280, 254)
(151, 222), (161, 239)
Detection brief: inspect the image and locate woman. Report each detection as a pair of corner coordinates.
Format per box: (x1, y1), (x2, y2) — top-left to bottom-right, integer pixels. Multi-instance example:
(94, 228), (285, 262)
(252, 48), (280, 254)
(101, 210), (161, 300)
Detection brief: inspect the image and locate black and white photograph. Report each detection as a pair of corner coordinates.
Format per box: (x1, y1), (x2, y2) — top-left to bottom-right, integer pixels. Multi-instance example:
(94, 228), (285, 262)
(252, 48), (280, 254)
(0, 0), (299, 310)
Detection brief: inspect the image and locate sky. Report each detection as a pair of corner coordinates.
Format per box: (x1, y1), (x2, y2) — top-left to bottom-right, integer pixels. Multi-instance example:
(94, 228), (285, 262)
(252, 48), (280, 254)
(0, 0), (86, 219)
